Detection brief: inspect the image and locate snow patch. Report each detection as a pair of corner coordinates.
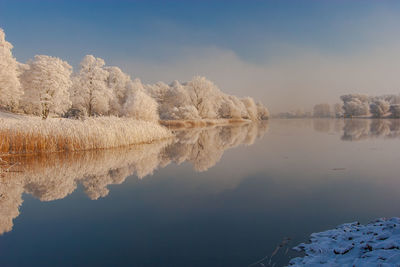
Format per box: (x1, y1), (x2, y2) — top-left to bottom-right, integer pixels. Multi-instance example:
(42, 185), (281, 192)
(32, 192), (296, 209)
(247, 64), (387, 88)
(0, 110), (25, 120)
(290, 217), (400, 266)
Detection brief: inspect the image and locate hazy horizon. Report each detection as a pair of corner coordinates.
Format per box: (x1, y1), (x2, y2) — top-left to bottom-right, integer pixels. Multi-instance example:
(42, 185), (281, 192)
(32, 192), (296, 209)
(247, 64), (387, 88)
(2, 1), (400, 112)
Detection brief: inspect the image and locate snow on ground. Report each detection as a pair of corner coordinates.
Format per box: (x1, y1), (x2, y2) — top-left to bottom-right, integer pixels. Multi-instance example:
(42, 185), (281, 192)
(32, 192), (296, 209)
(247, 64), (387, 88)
(0, 110), (25, 119)
(290, 217), (400, 266)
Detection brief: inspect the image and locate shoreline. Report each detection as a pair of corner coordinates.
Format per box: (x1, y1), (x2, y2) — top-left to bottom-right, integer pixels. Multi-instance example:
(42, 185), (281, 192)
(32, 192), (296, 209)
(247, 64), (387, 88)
(0, 114), (268, 155)
(290, 217), (400, 266)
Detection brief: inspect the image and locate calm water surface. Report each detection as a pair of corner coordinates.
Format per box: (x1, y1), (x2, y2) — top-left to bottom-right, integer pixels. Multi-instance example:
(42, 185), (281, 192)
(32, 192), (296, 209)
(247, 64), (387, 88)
(1, 119), (400, 266)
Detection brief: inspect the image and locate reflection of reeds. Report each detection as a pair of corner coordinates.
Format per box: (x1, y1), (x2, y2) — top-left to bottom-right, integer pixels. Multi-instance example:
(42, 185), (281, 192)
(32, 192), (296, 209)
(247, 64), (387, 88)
(0, 117), (172, 155)
(0, 122), (269, 235)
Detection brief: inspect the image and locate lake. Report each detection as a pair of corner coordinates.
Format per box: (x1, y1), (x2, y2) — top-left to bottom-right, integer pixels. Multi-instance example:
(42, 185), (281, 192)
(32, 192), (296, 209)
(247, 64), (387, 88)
(1, 119), (400, 266)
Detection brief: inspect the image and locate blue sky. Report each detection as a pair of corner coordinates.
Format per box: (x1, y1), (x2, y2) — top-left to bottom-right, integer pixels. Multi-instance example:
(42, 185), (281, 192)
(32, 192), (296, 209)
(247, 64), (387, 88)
(2, 0), (400, 111)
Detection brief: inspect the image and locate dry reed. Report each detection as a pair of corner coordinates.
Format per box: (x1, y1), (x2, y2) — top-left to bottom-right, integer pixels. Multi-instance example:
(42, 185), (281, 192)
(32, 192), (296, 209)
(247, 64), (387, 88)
(0, 116), (172, 155)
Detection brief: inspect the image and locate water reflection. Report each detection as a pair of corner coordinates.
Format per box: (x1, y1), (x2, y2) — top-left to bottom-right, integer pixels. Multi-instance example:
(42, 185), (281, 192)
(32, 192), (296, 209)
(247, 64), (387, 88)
(0, 122), (268, 235)
(341, 119), (400, 141)
(310, 119), (400, 141)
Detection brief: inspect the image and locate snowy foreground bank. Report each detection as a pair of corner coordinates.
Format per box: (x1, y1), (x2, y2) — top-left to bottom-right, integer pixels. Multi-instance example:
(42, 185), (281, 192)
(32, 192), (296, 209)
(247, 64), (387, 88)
(0, 115), (172, 155)
(290, 217), (400, 266)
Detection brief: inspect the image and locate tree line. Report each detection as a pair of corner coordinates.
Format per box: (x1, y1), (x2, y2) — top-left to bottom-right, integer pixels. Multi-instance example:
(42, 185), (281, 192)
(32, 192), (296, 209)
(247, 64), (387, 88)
(0, 28), (269, 121)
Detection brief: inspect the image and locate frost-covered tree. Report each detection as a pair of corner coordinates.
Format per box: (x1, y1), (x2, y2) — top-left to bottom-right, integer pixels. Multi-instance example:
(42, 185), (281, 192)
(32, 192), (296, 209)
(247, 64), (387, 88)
(105, 66), (132, 116)
(256, 102), (269, 120)
(219, 95), (248, 119)
(333, 103), (343, 118)
(313, 103), (331, 118)
(148, 80), (200, 120)
(0, 28), (23, 110)
(185, 76), (222, 119)
(70, 55), (112, 117)
(241, 97), (258, 120)
(390, 104), (400, 118)
(124, 78), (159, 121)
(385, 95), (400, 105)
(146, 76), (268, 121)
(340, 94), (370, 117)
(20, 55), (72, 119)
(369, 98), (390, 118)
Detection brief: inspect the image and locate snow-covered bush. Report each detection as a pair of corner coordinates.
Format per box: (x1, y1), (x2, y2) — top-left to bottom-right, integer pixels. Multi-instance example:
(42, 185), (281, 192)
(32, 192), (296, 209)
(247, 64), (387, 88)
(0, 29), (23, 110)
(20, 55), (72, 119)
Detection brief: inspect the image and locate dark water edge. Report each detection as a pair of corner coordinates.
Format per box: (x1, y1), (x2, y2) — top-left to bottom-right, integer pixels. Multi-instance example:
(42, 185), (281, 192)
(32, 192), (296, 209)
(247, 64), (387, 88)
(1, 119), (400, 266)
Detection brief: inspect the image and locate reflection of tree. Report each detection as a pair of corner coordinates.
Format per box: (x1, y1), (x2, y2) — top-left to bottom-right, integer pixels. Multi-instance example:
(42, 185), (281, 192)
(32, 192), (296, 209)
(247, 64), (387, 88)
(0, 122), (268, 235)
(313, 119), (331, 133)
(162, 122), (268, 171)
(341, 119), (400, 141)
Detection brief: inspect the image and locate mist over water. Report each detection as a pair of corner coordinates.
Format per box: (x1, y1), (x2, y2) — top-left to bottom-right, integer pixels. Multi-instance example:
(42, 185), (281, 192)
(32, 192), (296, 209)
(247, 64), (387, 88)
(1, 119), (400, 266)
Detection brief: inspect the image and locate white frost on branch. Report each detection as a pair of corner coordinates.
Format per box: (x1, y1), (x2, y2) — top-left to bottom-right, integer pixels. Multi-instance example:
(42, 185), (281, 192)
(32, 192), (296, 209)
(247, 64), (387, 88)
(369, 98), (390, 118)
(1, 28), (269, 122)
(0, 29), (23, 110)
(340, 94), (370, 117)
(123, 78), (159, 122)
(148, 76), (269, 121)
(70, 55), (111, 117)
(20, 55), (72, 119)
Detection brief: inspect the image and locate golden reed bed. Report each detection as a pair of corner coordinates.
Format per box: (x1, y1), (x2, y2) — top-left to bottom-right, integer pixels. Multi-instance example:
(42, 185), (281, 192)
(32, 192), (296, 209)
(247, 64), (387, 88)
(0, 117), (172, 155)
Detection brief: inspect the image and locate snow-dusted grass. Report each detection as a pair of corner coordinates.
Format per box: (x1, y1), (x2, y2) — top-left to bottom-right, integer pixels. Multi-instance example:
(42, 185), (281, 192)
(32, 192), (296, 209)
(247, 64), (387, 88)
(0, 116), (172, 155)
(290, 217), (400, 266)
(0, 110), (25, 119)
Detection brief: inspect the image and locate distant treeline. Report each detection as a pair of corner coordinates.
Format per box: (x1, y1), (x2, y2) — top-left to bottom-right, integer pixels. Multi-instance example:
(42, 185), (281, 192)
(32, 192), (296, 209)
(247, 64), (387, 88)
(274, 94), (400, 119)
